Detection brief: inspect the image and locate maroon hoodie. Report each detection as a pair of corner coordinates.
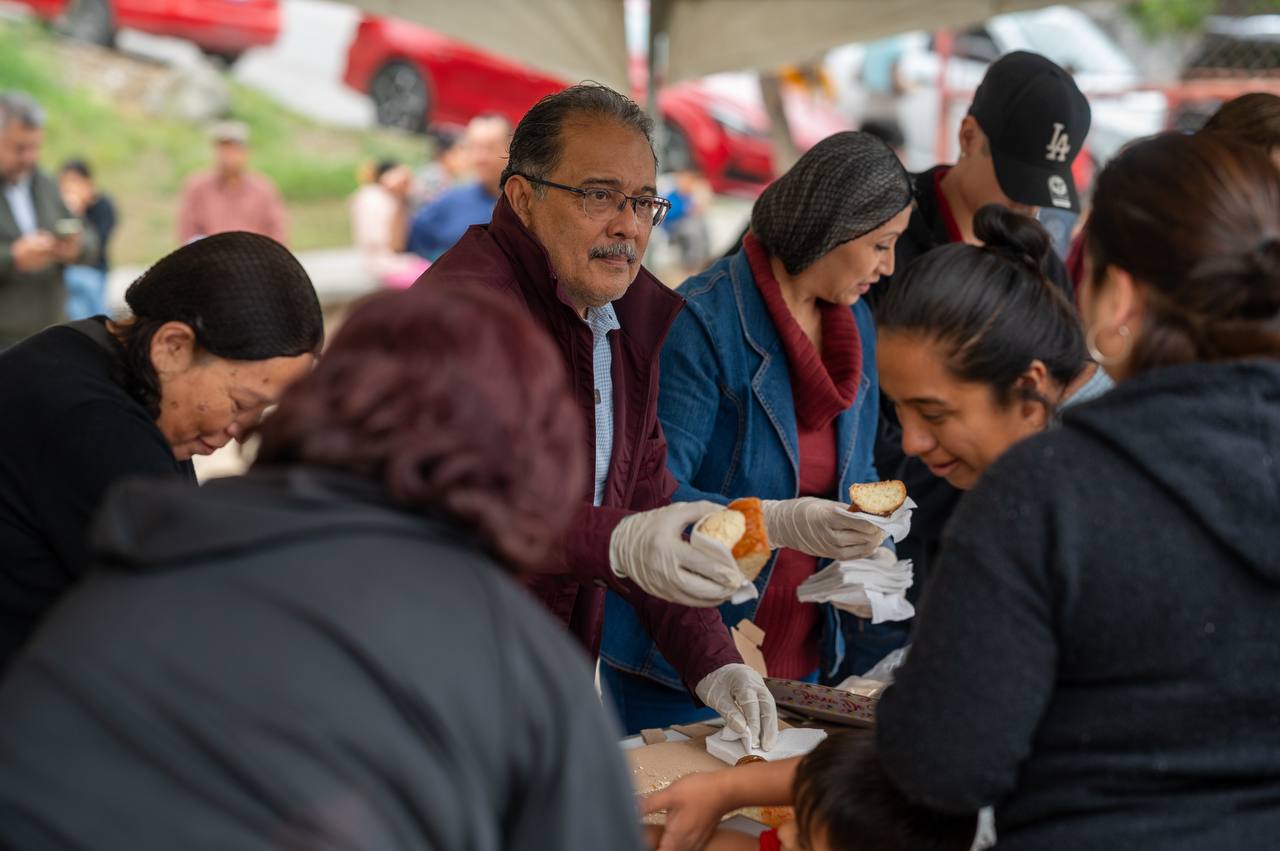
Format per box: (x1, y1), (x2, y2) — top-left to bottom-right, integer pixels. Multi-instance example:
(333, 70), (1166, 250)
(413, 196), (741, 692)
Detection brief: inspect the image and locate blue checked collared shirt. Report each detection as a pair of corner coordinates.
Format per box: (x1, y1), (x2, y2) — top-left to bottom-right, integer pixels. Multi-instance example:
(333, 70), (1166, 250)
(586, 303), (621, 506)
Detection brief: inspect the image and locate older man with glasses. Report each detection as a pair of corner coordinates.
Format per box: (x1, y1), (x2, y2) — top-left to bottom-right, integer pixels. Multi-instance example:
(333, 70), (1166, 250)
(414, 83), (778, 750)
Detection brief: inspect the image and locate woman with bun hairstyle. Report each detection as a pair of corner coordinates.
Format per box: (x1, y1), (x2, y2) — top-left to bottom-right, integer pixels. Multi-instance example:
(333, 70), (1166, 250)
(0, 231), (323, 669)
(875, 204), (1111, 492)
(873, 132), (1280, 847)
(600, 132), (915, 740)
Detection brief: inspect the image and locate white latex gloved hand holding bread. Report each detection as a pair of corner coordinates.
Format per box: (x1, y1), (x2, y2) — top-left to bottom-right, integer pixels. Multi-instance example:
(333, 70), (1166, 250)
(761, 480), (907, 560)
(608, 501), (745, 607)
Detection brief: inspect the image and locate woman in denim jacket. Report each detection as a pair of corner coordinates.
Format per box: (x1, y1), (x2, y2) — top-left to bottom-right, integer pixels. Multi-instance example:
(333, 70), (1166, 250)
(601, 133), (915, 734)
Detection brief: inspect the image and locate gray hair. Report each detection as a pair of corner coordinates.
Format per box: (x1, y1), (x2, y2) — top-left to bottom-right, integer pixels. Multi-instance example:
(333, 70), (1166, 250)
(0, 91), (45, 132)
(500, 82), (655, 189)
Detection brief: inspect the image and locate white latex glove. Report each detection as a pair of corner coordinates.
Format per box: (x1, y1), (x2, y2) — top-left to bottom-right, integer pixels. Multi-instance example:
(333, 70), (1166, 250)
(609, 501), (743, 607)
(695, 663), (778, 751)
(761, 497), (887, 561)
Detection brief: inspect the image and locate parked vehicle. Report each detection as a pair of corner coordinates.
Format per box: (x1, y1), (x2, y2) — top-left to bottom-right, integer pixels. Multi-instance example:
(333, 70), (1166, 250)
(342, 14), (849, 195)
(12, 0), (279, 64)
(1168, 14), (1280, 132)
(826, 5), (1167, 179)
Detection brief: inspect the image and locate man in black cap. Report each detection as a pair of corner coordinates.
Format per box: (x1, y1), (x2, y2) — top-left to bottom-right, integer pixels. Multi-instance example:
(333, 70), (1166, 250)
(870, 51), (1092, 647)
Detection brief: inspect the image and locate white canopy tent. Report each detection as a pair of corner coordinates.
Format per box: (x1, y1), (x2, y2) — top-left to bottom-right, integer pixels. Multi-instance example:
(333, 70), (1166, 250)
(344, 0), (1082, 89)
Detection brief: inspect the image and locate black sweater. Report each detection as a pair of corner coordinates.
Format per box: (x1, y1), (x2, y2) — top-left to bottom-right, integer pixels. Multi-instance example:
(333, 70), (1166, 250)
(0, 469), (645, 851)
(876, 360), (1280, 849)
(0, 322), (190, 669)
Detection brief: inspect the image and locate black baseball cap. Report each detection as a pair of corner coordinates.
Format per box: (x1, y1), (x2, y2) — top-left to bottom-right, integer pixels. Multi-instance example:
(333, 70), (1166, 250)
(969, 51), (1092, 212)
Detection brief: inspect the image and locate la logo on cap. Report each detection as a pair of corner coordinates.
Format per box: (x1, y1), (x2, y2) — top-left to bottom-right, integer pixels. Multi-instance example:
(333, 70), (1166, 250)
(1046, 123), (1071, 163)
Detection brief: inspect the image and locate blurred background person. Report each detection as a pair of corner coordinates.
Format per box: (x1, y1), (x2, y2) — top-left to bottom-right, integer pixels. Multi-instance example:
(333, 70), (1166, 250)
(410, 127), (466, 207)
(349, 158), (430, 289)
(58, 157), (117, 320)
(0, 231), (322, 670)
(658, 168), (714, 280)
(407, 113), (510, 261)
(0, 285), (646, 851)
(176, 120), (287, 245)
(0, 91), (96, 349)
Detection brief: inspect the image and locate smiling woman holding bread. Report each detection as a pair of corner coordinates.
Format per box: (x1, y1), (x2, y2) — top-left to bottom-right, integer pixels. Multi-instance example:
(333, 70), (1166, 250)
(600, 132), (915, 737)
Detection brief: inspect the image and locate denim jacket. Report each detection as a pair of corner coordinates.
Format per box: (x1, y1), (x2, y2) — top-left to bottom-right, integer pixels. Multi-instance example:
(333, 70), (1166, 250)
(601, 248), (902, 690)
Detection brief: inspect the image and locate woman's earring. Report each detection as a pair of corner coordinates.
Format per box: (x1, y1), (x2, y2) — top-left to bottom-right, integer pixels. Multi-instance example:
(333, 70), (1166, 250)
(1086, 323), (1131, 366)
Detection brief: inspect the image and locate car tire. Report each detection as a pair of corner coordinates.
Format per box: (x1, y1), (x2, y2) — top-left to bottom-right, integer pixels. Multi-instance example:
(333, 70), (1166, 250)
(370, 60), (430, 134)
(659, 120), (696, 173)
(57, 0), (115, 48)
(201, 49), (243, 68)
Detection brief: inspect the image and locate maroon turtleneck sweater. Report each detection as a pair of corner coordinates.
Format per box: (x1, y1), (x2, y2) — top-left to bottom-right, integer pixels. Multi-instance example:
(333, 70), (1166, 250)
(743, 233), (863, 678)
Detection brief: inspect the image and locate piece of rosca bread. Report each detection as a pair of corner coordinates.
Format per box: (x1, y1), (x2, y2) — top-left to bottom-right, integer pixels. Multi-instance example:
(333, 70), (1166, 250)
(847, 480), (908, 517)
(696, 496), (772, 581)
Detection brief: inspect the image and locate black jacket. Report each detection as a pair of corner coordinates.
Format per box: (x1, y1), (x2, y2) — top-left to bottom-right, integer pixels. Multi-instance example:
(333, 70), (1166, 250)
(0, 468), (645, 851)
(877, 360), (1280, 849)
(0, 321), (191, 669)
(870, 166), (1074, 611)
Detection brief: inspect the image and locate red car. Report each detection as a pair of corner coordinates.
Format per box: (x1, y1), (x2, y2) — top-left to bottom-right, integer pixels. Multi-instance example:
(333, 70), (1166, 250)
(15, 0), (278, 64)
(343, 15), (849, 195)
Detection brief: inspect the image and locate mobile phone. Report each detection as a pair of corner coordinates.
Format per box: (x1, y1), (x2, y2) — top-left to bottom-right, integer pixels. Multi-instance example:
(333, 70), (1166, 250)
(53, 218), (82, 239)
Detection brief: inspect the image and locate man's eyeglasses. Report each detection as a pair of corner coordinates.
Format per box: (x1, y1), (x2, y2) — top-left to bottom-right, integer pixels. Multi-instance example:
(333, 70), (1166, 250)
(520, 175), (672, 227)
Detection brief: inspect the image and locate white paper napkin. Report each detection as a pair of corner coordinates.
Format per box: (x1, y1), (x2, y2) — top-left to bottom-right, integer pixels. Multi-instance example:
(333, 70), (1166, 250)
(844, 496), (917, 543)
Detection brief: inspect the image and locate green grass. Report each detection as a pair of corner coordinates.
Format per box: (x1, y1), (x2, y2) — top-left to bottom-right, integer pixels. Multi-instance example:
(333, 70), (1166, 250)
(0, 19), (426, 265)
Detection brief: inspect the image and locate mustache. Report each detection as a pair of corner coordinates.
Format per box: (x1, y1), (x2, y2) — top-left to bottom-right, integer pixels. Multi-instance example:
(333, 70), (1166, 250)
(589, 243), (637, 262)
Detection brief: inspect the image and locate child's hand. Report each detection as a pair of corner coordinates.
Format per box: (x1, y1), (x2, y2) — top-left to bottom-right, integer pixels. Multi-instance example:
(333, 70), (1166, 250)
(641, 772), (731, 851)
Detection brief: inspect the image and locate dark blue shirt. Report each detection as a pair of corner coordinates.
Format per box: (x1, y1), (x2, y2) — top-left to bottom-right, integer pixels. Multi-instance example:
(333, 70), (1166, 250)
(407, 182), (497, 260)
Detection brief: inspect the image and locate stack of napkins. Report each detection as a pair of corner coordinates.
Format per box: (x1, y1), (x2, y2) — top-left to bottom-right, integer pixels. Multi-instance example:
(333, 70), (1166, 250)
(796, 551), (915, 623)
(705, 727), (828, 765)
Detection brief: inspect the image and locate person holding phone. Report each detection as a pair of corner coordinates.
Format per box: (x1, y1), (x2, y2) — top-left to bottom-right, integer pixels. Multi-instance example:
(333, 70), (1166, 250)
(0, 92), (97, 348)
(59, 158), (118, 319)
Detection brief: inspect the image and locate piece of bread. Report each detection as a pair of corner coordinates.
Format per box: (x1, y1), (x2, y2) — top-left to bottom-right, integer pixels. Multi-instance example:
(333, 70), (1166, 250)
(697, 497), (772, 581)
(847, 480), (907, 517)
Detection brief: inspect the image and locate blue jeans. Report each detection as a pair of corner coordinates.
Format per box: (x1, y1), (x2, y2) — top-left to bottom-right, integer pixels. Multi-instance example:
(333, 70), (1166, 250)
(64, 265), (107, 320)
(601, 663), (820, 735)
(601, 663), (717, 735)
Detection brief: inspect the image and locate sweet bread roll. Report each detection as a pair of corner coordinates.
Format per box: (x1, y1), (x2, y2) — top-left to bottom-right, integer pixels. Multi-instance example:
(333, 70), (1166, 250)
(697, 497), (772, 581)
(847, 480), (907, 517)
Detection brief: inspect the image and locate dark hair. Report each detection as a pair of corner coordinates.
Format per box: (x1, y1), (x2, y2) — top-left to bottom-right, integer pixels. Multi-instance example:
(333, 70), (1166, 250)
(861, 118), (905, 152)
(373, 159), (399, 180)
(1086, 132), (1280, 371)
(60, 157), (93, 180)
(252, 286), (585, 572)
(794, 732), (976, 851)
(877, 205), (1088, 409)
(429, 128), (460, 154)
(500, 82), (655, 188)
(114, 231), (324, 418)
(1201, 92), (1280, 153)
